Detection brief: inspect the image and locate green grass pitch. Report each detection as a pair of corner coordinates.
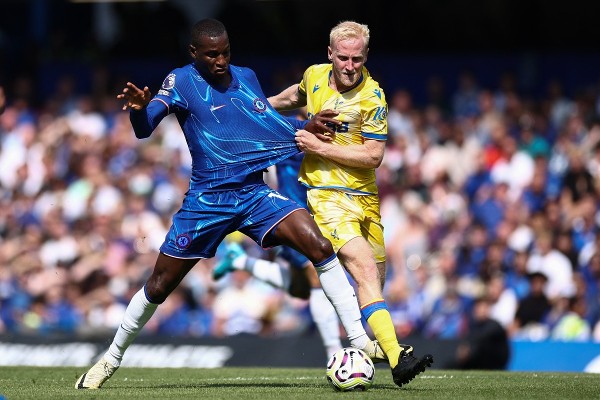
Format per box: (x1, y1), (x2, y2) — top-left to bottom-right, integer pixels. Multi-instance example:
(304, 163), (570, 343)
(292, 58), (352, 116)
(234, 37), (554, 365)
(1, 367), (599, 399)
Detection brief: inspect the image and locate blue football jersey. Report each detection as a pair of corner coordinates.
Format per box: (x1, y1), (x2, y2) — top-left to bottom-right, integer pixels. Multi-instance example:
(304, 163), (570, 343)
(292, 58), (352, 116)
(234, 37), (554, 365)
(276, 152), (307, 207)
(130, 63), (306, 191)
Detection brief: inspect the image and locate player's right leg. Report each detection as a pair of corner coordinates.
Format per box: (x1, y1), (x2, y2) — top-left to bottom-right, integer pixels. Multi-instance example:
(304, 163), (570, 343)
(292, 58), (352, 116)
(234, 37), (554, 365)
(75, 253), (199, 389)
(77, 189), (225, 389)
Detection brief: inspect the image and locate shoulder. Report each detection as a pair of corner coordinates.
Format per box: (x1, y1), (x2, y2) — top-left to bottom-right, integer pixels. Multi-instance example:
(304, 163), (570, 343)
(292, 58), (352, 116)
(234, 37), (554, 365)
(361, 70), (386, 104)
(160, 65), (193, 89)
(305, 63), (330, 78)
(231, 64), (258, 80)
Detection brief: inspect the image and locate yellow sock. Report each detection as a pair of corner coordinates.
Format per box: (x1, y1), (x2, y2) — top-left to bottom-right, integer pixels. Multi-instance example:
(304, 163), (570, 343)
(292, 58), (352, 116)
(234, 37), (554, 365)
(364, 306), (401, 368)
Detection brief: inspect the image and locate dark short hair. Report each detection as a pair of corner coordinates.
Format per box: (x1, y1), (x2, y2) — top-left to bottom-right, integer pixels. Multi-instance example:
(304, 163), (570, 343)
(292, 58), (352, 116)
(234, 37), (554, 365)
(191, 18), (227, 45)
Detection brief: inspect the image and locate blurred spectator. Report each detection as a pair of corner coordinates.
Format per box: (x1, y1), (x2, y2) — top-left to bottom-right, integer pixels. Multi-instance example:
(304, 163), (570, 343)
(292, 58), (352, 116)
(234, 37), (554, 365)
(211, 270), (276, 337)
(452, 70), (481, 120)
(545, 79), (575, 131)
(485, 272), (518, 329)
(475, 89), (504, 145)
(504, 250), (532, 300)
(422, 278), (469, 339)
(388, 89), (417, 145)
(526, 231), (575, 301)
(471, 182), (509, 236)
(453, 297), (510, 370)
(550, 296), (591, 341)
(511, 272), (552, 340)
(490, 134), (535, 201)
(581, 253), (600, 331)
(1, 64), (600, 346)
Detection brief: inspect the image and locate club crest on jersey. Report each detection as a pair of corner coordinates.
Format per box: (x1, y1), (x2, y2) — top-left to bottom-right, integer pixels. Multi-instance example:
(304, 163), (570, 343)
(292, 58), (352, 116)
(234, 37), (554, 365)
(253, 98), (267, 113)
(175, 233), (192, 249)
(162, 73), (176, 90)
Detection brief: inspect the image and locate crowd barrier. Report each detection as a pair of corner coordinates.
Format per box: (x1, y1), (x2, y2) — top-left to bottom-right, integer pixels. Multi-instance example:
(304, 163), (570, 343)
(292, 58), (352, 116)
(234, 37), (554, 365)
(1, 334), (598, 373)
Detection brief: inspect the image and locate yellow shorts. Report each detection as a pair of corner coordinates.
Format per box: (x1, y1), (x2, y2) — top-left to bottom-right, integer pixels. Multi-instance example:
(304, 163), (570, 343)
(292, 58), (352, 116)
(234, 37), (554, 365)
(307, 189), (386, 263)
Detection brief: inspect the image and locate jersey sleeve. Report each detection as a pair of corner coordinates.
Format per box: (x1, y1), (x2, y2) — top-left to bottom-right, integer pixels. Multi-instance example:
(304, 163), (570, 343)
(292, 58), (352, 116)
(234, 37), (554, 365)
(361, 87), (388, 141)
(129, 100), (169, 139)
(129, 69), (189, 139)
(154, 69), (189, 113)
(298, 66), (312, 97)
(284, 116), (308, 130)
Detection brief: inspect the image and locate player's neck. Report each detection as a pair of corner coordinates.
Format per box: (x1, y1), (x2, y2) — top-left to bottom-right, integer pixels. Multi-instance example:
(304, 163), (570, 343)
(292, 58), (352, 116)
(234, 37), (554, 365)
(328, 74), (340, 92)
(197, 65), (232, 89)
(208, 74), (232, 90)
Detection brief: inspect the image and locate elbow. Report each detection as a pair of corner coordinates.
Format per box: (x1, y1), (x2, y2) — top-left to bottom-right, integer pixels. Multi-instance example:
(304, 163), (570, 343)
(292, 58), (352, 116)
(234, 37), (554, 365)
(371, 154), (384, 168)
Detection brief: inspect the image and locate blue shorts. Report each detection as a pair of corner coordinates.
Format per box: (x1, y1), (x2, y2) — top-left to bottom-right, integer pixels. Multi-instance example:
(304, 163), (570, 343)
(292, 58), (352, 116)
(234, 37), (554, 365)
(160, 183), (303, 259)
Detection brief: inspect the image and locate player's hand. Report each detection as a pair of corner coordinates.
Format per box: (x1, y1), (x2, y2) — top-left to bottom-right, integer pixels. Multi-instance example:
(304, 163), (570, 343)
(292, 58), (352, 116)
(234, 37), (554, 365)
(304, 109), (340, 141)
(117, 82), (152, 111)
(295, 129), (325, 154)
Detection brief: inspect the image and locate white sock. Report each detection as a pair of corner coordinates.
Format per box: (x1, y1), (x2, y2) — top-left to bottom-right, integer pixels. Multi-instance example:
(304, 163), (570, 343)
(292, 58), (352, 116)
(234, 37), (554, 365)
(104, 287), (158, 367)
(231, 254), (248, 269)
(310, 287), (343, 358)
(241, 257), (290, 290)
(314, 255), (369, 350)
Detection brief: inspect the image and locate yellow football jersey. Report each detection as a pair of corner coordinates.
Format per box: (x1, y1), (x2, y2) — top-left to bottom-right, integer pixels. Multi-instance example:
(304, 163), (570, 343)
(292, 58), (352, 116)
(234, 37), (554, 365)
(298, 64), (387, 195)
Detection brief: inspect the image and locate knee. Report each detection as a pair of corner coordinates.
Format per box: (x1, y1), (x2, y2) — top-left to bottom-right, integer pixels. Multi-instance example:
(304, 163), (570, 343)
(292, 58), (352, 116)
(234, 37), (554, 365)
(144, 279), (168, 304)
(307, 236), (334, 261)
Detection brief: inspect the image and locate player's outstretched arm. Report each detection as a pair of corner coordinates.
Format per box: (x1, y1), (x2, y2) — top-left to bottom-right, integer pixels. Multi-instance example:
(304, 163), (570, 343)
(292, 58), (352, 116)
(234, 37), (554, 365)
(119, 82), (168, 139)
(268, 83), (306, 111)
(117, 82), (152, 111)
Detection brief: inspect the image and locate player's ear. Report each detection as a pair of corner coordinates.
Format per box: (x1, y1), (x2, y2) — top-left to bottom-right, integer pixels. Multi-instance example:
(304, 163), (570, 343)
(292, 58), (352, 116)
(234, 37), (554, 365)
(327, 46), (333, 62)
(189, 44), (196, 57)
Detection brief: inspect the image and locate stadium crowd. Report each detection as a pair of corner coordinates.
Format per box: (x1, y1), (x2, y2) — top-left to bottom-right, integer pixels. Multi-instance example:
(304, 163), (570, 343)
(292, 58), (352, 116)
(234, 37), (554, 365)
(1, 66), (600, 346)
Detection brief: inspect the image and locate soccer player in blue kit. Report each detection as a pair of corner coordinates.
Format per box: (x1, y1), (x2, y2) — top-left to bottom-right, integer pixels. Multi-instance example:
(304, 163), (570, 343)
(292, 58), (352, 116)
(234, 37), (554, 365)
(76, 18), (385, 389)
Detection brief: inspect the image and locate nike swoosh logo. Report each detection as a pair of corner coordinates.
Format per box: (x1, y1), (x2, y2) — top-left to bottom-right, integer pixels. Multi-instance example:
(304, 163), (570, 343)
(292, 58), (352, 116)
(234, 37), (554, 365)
(210, 104), (226, 111)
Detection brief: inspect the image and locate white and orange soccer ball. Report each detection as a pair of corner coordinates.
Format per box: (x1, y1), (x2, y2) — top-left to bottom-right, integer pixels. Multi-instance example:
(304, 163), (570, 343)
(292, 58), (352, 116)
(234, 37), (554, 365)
(325, 347), (375, 391)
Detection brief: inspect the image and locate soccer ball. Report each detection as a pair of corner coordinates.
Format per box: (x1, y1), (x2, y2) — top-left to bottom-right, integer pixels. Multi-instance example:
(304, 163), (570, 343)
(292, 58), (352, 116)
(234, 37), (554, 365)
(326, 347), (375, 391)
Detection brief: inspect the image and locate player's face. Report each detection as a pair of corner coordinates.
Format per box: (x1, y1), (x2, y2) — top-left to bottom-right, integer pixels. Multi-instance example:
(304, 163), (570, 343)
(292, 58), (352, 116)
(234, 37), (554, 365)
(190, 33), (231, 85)
(328, 37), (367, 91)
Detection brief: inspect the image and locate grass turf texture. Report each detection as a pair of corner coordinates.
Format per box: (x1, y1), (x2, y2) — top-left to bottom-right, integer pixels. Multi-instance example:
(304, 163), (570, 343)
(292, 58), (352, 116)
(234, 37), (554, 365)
(1, 367), (599, 399)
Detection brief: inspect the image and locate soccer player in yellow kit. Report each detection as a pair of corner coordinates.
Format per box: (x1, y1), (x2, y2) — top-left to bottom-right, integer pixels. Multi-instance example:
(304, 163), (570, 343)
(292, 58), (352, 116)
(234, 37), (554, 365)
(269, 21), (433, 386)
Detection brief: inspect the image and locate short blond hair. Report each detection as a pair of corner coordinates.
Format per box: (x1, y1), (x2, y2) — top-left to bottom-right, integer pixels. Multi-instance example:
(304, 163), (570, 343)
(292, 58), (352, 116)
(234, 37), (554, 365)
(329, 21), (370, 48)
